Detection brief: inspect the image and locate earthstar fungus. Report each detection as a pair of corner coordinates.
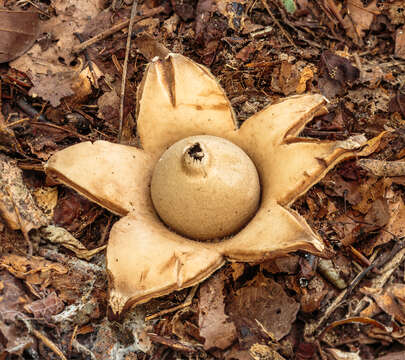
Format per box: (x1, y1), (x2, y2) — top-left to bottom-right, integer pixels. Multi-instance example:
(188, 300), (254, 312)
(46, 53), (379, 316)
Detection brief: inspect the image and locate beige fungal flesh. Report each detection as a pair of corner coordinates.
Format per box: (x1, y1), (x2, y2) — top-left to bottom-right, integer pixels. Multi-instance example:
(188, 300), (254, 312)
(151, 135), (261, 240)
(45, 53), (384, 316)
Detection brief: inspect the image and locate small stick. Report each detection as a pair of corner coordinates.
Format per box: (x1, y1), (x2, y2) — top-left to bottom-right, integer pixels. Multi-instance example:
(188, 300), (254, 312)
(30, 121), (92, 141)
(72, 6), (164, 54)
(16, 98), (47, 122)
(145, 285), (198, 321)
(147, 333), (197, 353)
(18, 316), (67, 360)
(260, 0), (296, 48)
(118, 0), (138, 143)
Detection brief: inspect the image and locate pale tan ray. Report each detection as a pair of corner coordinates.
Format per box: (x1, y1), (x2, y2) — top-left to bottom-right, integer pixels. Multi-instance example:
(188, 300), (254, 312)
(214, 198), (325, 262)
(136, 53), (237, 155)
(260, 139), (363, 206)
(45, 141), (154, 216)
(107, 209), (225, 316)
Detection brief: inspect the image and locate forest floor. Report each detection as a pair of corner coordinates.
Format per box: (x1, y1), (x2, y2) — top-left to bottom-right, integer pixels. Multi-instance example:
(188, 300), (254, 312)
(0, 0), (405, 359)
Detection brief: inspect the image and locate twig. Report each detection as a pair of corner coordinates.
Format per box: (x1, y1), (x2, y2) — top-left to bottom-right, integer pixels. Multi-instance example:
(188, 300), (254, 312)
(145, 285), (199, 321)
(30, 121), (92, 141)
(18, 316), (67, 360)
(118, 0), (138, 143)
(147, 333), (197, 353)
(309, 237), (405, 335)
(72, 6), (164, 54)
(260, 0), (296, 48)
(16, 97), (47, 122)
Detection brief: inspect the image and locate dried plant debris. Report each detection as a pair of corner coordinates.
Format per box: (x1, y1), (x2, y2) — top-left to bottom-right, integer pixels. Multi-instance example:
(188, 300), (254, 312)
(0, 271), (35, 355)
(198, 271), (237, 350)
(357, 159), (405, 177)
(1, 0), (405, 358)
(25, 291), (65, 319)
(0, 10), (39, 63)
(0, 154), (48, 232)
(228, 273), (300, 342)
(361, 284), (405, 325)
(10, 0), (102, 106)
(39, 225), (106, 260)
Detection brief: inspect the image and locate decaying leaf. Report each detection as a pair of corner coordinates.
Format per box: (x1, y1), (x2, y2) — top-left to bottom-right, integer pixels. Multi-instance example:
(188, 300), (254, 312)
(319, 51), (359, 98)
(10, 0), (103, 106)
(366, 191), (405, 254)
(362, 284), (405, 324)
(0, 254), (67, 292)
(198, 271), (237, 350)
(0, 154), (48, 231)
(228, 273), (299, 342)
(39, 225), (106, 261)
(346, 0), (379, 40)
(0, 271), (34, 355)
(0, 10), (39, 63)
(357, 159), (405, 177)
(25, 291), (64, 319)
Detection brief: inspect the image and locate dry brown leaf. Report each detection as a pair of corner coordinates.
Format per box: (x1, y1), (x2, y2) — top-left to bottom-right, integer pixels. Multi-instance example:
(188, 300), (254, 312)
(0, 254), (67, 291)
(230, 263), (245, 282)
(323, 173), (362, 206)
(377, 350), (405, 360)
(0, 10), (39, 63)
(25, 291), (64, 319)
(0, 154), (48, 231)
(343, 0), (379, 44)
(172, 308), (204, 345)
(271, 62), (301, 96)
(364, 198), (390, 230)
(40, 225), (106, 261)
(10, 0), (102, 106)
(0, 271), (34, 355)
(372, 193), (405, 251)
(134, 33), (170, 61)
(198, 271), (237, 350)
(262, 255), (299, 275)
(97, 90), (120, 128)
(353, 177), (392, 214)
(228, 273), (299, 341)
(28, 64), (92, 107)
(296, 65), (315, 94)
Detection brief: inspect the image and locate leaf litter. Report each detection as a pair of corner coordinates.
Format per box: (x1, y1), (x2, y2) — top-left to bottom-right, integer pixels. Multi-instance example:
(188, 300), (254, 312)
(0, 0), (404, 358)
